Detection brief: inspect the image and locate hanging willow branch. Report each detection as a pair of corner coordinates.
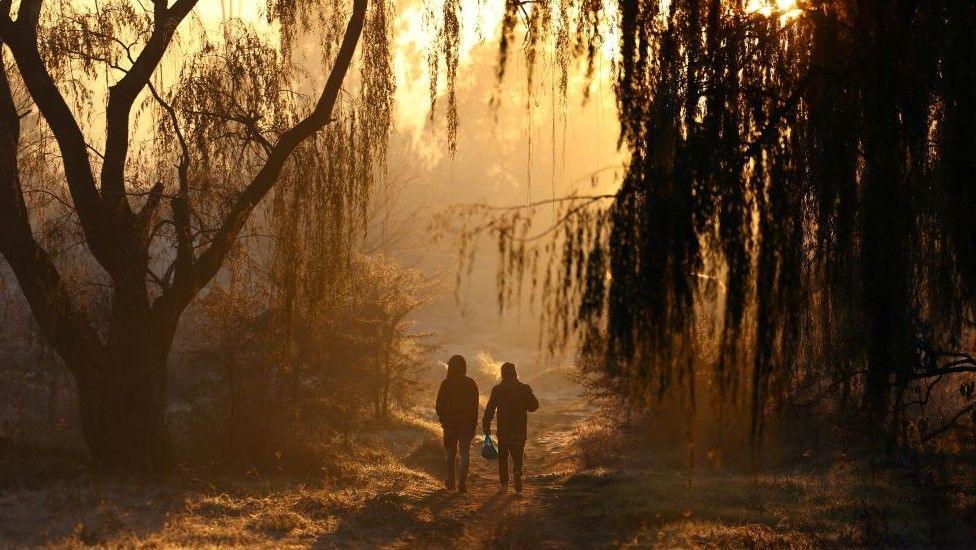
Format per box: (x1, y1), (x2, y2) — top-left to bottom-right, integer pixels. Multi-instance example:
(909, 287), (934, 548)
(437, 0), (976, 445)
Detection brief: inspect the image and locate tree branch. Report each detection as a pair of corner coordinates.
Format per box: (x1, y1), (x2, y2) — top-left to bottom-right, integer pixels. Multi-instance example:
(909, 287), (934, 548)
(921, 402), (976, 442)
(0, 43), (104, 372)
(158, 0), (369, 314)
(100, 0), (199, 216)
(0, 3), (122, 273)
(458, 193), (616, 212)
(908, 350), (976, 380)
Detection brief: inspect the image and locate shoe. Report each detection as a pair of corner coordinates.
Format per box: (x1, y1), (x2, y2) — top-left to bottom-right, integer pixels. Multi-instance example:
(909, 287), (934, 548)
(514, 477), (522, 493)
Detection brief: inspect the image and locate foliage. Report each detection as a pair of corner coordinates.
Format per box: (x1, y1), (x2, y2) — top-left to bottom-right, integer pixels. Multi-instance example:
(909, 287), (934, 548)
(440, 0), (976, 447)
(178, 253), (435, 471)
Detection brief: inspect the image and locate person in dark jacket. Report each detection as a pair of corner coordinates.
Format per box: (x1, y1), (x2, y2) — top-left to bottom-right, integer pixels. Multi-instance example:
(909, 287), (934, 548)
(436, 354), (479, 492)
(482, 362), (539, 492)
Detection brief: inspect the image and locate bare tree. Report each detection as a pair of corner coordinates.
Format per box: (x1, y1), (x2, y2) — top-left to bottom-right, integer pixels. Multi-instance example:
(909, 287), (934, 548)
(0, 0), (381, 470)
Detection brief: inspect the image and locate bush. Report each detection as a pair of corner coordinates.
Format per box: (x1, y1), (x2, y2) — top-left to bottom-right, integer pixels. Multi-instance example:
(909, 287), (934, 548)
(171, 254), (436, 473)
(574, 419), (625, 469)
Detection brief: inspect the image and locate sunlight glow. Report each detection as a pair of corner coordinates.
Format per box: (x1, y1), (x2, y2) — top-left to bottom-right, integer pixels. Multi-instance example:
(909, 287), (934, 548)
(745, 0), (763, 13)
(195, 0), (264, 24)
(778, 8), (804, 24)
(746, 0), (804, 24)
(393, 0), (620, 157)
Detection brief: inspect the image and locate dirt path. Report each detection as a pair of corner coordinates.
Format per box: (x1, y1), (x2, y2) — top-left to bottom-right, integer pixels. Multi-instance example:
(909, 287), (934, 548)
(343, 397), (591, 549)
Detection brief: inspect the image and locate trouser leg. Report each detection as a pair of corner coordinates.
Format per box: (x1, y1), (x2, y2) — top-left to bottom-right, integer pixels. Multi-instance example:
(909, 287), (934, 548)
(511, 439), (525, 479)
(443, 432), (458, 488)
(498, 439), (510, 484)
(511, 439), (526, 491)
(458, 436), (472, 485)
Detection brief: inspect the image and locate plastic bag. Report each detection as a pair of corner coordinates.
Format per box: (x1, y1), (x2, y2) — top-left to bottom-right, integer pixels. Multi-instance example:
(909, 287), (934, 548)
(481, 434), (499, 460)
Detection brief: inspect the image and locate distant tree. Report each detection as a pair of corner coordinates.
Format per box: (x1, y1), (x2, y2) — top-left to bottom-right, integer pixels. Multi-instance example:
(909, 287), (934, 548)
(353, 258), (435, 421)
(0, 0), (391, 470)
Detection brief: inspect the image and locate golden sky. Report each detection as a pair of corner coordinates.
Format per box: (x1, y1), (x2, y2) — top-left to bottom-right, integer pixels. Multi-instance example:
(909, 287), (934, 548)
(190, 0), (621, 175)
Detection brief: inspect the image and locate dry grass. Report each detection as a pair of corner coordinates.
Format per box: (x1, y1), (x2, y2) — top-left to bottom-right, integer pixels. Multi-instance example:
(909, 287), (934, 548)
(573, 419), (624, 468)
(479, 507), (545, 549)
(545, 430), (967, 548)
(4, 402), (975, 548)
(0, 413), (447, 548)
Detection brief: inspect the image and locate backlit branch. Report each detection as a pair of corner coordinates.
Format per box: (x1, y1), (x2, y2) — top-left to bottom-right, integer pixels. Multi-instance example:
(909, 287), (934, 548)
(0, 44), (104, 371)
(0, 2), (120, 272)
(157, 0), (369, 314)
(100, 0), (199, 215)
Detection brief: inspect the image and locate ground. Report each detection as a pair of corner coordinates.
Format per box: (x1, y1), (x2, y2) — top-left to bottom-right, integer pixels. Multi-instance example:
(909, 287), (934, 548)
(1, 392), (972, 548)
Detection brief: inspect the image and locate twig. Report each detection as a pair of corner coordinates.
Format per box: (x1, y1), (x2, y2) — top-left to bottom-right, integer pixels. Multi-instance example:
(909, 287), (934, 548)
(921, 402), (976, 442)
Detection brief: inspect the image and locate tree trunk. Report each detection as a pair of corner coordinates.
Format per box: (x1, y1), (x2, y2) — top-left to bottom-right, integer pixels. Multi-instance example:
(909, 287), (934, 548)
(858, 0), (913, 447)
(72, 314), (178, 472)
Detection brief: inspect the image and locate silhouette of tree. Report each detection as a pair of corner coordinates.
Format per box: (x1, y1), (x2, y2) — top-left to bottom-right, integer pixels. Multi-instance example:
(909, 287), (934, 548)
(0, 0), (390, 470)
(442, 0), (976, 447)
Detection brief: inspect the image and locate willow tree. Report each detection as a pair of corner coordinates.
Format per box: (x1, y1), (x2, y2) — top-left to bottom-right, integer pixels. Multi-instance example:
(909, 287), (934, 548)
(443, 0), (976, 445)
(0, 0), (391, 470)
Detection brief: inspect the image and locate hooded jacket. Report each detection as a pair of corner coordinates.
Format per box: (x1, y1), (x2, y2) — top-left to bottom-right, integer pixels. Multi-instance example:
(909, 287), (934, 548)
(482, 376), (539, 441)
(436, 363), (479, 436)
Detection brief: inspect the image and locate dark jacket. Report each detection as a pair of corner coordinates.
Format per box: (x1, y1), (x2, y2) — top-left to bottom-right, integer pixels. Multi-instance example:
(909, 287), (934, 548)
(436, 369), (479, 436)
(482, 377), (539, 441)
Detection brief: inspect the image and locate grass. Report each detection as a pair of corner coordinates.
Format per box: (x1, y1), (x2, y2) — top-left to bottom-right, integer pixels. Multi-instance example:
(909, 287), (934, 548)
(538, 426), (969, 548)
(3, 402), (975, 548)
(480, 508), (546, 549)
(548, 466), (905, 547)
(0, 413), (447, 548)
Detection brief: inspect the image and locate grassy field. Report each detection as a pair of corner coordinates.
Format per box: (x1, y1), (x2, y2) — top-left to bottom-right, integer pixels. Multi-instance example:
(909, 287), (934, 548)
(533, 457), (950, 547)
(2, 397), (974, 548)
(0, 412), (451, 547)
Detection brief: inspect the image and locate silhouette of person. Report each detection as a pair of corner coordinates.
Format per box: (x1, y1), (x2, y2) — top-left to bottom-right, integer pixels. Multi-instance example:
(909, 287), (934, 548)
(435, 354), (479, 493)
(482, 362), (539, 492)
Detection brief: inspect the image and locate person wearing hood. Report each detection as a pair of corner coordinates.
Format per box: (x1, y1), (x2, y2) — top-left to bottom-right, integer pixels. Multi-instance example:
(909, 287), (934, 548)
(482, 362), (539, 492)
(435, 354), (479, 492)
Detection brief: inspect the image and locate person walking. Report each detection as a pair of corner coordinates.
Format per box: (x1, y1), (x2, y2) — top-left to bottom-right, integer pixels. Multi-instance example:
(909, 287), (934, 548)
(482, 362), (539, 493)
(435, 355), (479, 493)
